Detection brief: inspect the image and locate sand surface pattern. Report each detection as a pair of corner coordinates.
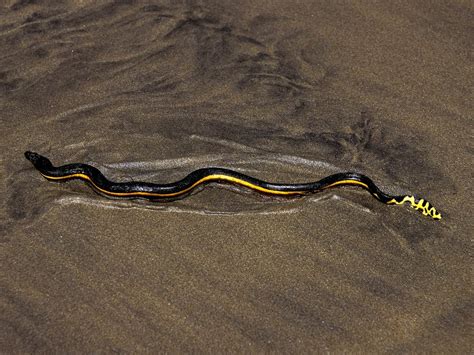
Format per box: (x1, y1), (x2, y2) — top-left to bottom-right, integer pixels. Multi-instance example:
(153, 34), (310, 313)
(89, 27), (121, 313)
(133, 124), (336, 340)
(1, 0), (472, 352)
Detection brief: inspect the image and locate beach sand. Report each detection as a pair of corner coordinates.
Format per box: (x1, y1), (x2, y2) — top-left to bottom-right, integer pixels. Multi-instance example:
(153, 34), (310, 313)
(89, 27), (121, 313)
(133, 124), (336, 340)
(1, 0), (472, 352)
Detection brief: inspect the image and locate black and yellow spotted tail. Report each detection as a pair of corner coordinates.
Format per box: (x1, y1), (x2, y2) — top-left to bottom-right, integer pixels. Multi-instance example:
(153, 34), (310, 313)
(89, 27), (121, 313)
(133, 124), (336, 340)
(387, 195), (441, 220)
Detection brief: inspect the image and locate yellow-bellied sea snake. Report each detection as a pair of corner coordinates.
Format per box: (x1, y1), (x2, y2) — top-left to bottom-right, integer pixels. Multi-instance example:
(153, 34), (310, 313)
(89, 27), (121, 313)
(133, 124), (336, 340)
(24, 151), (441, 220)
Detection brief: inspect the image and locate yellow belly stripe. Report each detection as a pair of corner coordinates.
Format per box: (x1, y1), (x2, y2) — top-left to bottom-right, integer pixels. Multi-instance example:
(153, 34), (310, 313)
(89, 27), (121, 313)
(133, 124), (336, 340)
(38, 171), (441, 220)
(324, 179), (369, 189)
(40, 173), (305, 197)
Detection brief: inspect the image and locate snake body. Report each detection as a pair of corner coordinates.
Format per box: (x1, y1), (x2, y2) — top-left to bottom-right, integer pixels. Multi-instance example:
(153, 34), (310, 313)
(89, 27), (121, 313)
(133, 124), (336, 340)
(24, 151), (441, 220)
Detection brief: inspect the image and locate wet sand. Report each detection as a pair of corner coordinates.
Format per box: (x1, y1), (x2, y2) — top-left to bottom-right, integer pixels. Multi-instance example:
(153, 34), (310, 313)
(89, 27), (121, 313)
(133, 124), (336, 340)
(1, 0), (472, 352)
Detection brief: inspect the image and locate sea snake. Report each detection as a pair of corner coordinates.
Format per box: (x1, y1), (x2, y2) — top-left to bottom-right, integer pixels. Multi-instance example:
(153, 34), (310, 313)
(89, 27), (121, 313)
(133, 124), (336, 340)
(24, 151), (441, 220)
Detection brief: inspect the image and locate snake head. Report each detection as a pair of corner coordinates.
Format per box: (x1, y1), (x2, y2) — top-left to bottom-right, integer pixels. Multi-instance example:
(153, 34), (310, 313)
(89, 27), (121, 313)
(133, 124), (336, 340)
(24, 151), (54, 170)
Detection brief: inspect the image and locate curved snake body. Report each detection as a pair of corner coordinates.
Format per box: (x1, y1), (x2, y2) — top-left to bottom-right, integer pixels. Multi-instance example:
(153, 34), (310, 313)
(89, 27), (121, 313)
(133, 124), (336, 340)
(24, 151), (441, 220)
